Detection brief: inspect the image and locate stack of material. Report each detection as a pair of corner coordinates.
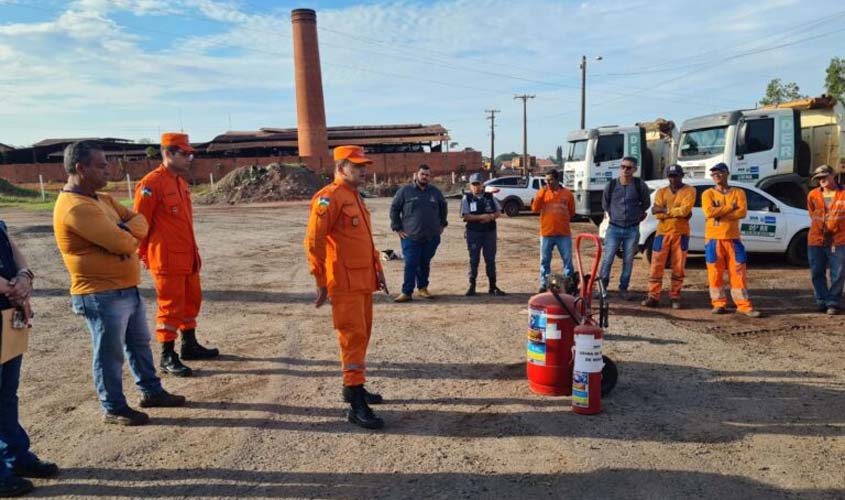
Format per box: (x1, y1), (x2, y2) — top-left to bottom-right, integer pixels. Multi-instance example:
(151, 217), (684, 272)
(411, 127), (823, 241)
(197, 163), (327, 204)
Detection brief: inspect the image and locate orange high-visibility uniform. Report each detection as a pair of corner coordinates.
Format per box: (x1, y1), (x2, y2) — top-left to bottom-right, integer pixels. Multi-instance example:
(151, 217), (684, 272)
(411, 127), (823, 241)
(305, 177), (383, 387)
(807, 186), (845, 247)
(531, 186), (575, 236)
(648, 184), (695, 300)
(133, 165), (203, 342)
(702, 187), (753, 312)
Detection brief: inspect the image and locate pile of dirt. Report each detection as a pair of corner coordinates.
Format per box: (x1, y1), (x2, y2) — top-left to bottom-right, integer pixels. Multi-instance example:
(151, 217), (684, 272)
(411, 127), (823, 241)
(0, 179), (41, 198)
(198, 163), (328, 204)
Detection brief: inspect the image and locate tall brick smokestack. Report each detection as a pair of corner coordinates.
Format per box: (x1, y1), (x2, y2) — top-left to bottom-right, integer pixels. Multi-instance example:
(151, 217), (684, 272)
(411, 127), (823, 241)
(291, 8), (328, 161)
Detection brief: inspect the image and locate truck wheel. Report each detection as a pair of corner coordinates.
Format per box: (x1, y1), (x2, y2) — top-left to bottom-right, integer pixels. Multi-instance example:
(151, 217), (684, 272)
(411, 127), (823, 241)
(644, 234), (654, 263)
(786, 229), (808, 266)
(503, 199), (521, 217)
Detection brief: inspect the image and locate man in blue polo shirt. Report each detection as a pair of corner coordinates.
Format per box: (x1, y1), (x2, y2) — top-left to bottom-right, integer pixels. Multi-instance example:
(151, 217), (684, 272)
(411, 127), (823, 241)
(599, 156), (651, 300)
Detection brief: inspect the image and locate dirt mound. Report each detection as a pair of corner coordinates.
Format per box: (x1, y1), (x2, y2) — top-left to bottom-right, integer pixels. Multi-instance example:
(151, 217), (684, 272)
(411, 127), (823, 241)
(0, 179), (40, 198)
(198, 163), (328, 204)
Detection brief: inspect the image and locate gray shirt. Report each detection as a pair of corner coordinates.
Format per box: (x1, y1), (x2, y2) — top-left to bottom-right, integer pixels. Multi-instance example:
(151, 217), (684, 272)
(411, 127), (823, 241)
(390, 182), (448, 241)
(602, 177), (650, 228)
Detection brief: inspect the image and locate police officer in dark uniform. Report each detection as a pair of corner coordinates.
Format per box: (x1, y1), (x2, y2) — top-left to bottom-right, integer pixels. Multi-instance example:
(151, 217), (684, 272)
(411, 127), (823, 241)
(461, 173), (506, 296)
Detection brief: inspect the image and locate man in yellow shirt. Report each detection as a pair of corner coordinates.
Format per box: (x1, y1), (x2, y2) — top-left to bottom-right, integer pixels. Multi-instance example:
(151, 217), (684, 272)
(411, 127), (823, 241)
(701, 163), (761, 317)
(54, 141), (185, 426)
(642, 165), (695, 309)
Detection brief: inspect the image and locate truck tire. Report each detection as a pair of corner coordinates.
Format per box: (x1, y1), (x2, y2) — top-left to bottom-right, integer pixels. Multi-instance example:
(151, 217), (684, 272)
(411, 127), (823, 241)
(503, 199), (521, 217)
(786, 229), (808, 267)
(644, 234), (654, 263)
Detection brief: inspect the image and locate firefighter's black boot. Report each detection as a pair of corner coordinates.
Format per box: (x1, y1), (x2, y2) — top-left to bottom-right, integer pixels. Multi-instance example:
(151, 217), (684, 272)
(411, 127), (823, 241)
(180, 329), (220, 360)
(342, 385), (384, 405)
(160, 341), (193, 377)
(346, 385), (384, 430)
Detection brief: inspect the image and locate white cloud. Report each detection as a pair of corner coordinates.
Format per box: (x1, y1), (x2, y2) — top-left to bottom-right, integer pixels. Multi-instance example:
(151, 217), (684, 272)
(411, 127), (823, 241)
(0, 0), (842, 153)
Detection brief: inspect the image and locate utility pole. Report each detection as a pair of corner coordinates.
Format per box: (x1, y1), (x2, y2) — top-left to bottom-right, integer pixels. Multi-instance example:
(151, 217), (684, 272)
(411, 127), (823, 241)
(485, 109), (500, 170)
(580, 55), (602, 129)
(514, 94), (535, 177)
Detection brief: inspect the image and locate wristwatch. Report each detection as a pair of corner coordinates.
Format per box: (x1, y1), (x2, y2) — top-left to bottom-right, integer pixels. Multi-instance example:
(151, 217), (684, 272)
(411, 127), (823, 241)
(17, 268), (34, 281)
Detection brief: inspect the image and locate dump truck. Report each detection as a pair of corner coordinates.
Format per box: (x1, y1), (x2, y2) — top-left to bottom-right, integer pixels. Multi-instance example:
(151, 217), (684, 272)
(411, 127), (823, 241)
(675, 95), (845, 208)
(563, 119), (677, 224)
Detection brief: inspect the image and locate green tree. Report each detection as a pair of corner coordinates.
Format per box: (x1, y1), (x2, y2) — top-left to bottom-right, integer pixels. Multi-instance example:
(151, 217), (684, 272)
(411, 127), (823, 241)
(825, 57), (845, 103)
(555, 145), (563, 165)
(494, 152), (519, 164)
(760, 78), (806, 106)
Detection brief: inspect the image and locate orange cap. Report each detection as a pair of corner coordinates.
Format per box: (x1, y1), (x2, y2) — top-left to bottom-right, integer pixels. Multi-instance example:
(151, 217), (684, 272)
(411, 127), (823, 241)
(161, 132), (196, 153)
(333, 145), (372, 164)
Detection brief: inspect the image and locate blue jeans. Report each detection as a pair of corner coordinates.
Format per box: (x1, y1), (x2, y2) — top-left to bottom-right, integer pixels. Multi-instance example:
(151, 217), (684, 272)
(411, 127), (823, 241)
(0, 354), (37, 479)
(539, 236), (573, 287)
(71, 287), (163, 413)
(808, 245), (845, 308)
(400, 235), (441, 295)
(600, 224), (640, 291)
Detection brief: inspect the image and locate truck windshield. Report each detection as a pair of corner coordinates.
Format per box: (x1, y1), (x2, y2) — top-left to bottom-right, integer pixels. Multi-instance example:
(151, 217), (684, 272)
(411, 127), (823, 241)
(568, 140), (588, 161)
(679, 126), (727, 158)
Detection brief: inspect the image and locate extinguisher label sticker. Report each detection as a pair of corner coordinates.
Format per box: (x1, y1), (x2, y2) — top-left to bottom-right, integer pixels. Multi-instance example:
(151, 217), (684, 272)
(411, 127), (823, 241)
(572, 371), (589, 407)
(529, 309), (547, 330)
(545, 322), (561, 340)
(527, 341), (546, 366)
(574, 335), (604, 372)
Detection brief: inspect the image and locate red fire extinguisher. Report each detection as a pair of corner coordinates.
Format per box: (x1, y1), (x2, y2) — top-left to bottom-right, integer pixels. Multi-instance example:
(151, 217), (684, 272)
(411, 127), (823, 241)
(572, 234), (607, 415)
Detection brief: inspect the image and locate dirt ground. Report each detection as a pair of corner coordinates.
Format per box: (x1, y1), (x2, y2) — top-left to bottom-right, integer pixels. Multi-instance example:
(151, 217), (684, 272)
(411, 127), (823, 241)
(3, 197), (843, 499)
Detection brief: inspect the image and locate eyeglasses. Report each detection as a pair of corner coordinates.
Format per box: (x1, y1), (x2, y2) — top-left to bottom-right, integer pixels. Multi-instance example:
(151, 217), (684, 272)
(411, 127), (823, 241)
(174, 150), (194, 161)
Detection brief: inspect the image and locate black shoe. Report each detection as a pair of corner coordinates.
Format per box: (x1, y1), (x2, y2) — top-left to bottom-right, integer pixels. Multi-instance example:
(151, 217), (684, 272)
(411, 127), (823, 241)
(464, 284), (477, 296)
(160, 348), (193, 377)
(489, 287), (506, 296)
(0, 476), (33, 497)
(103, 406), (149, 426)
(180, 329), (220, 360)
(12, 459), (58, 479)
(345, 385), (384, 430)
(343, 385), (384, 405)
(139, 389), (186, 408)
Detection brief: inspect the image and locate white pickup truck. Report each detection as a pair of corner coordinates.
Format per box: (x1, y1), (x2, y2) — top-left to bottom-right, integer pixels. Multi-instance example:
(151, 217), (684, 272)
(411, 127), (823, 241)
(484, 175), (546, 217)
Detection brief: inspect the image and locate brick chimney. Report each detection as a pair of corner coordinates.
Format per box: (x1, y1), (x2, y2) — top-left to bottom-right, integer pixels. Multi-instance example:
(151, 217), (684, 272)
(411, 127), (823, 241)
(291, 8), (329, 166)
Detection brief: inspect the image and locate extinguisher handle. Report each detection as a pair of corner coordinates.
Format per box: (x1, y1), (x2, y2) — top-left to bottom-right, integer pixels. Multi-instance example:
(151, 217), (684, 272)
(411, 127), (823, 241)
(574, 234), (602, 309)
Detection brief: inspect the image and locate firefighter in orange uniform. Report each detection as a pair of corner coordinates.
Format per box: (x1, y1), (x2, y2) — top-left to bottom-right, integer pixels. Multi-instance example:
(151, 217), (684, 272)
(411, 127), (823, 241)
(702, 162), (761, 317)
(641, 165), (695, 309)
(806, 164), (845, 315)
(133, 133), (219, 378)
(305, 145), (389, 430)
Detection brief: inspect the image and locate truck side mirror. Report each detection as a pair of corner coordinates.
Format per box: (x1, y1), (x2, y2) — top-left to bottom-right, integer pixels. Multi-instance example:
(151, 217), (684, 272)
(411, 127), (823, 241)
(736, 121), (747, 157)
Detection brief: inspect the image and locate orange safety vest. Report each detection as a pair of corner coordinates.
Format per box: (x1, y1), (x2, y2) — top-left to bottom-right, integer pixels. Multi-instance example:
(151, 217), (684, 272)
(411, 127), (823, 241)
(133, 165), (201, 275)
(807, 186), (845, 246)
(305, 177), (383, 294)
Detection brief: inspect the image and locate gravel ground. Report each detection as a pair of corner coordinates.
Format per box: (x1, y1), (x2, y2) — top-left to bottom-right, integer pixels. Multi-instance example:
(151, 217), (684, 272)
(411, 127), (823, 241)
(2, 197), (842, 499)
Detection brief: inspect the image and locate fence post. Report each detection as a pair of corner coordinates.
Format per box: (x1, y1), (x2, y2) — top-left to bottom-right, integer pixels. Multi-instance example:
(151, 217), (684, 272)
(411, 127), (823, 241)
(126, 173), (133, 202)
(451, 171), (456, 184)
(38, 174), (45, 201)
(210, 173), (215, 191)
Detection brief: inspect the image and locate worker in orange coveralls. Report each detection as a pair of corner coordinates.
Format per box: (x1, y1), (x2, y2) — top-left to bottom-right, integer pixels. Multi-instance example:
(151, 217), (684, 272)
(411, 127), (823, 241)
(641, 165), (696, 310)
(701, 162), (761, 317)
(133, 133), (220, 378)
(305, 145), (389, 430)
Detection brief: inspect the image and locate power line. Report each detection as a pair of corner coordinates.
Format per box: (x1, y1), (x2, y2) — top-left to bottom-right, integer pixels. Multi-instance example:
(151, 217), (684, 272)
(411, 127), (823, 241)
(485, 109), (500, 165)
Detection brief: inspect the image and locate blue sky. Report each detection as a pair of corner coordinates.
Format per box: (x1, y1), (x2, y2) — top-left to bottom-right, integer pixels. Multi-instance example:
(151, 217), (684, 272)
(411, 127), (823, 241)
(1, 0), (844, 158)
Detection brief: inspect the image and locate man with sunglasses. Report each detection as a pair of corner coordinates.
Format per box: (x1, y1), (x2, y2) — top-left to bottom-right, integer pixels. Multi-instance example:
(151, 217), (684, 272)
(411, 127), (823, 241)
(599, 156), (650, 300)
(702, 162), (761, 317)
(134, 133), (220, 378)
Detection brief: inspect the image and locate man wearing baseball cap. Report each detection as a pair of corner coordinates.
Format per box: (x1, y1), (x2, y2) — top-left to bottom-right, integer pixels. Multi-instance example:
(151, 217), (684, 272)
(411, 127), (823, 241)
(806, 164), (845, 315)
(642, 165), (695, 309)
(460, 172), (505, 296)
(531, 169), (576, 292)
(305, 145), (389, 429)
(702, 162), (761, 317)
(134, 133), (220, 378)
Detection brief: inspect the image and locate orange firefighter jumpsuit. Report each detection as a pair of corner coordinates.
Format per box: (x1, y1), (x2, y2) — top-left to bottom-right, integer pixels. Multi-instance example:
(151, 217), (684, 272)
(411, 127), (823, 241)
(702, 186), (753, 312)
(647, 184), (695, 301)
(133, 165), (202, 342)
(305, 177), (383, 387)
